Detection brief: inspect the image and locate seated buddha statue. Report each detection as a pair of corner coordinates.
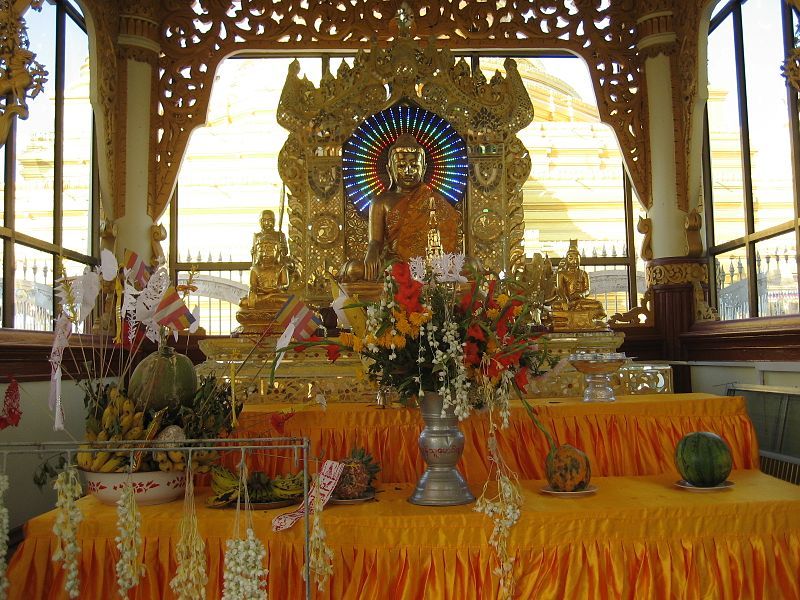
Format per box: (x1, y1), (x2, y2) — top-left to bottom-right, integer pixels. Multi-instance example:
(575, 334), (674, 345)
(549, 240), (608, 331)
(239, 209), (296, 310)
(340, 134), (460, 282)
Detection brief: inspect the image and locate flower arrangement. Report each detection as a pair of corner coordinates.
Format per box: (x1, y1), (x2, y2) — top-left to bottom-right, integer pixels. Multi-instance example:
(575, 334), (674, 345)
(291, 256), (553, 424)
(52, 467), (83, 598)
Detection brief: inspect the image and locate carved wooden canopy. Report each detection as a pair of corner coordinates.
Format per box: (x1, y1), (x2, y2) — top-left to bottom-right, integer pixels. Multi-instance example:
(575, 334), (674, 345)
(78, 0), (730, 222)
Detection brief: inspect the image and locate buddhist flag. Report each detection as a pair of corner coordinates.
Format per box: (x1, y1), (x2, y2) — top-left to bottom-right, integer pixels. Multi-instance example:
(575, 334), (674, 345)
(153, 286), (196, 332)
(123, 249), (150, 288)
(275, 294), (321, 341)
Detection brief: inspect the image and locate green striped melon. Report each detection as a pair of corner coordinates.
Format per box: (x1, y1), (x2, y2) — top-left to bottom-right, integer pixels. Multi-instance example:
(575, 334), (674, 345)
(675, 432), (733, 487)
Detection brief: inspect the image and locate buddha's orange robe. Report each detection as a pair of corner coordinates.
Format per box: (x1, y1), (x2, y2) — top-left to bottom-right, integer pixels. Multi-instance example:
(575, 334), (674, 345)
(385, 184), (460, 261)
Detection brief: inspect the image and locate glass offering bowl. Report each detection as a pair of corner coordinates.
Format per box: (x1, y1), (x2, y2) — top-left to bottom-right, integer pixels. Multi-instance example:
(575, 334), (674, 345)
(568, 352), (628, 402)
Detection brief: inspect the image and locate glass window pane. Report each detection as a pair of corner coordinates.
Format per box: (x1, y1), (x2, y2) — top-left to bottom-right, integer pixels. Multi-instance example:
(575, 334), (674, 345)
(512, 56), (627, 262)
(742, 0), (795, 231)
(177, 269), (248, 336)
(177, 58), (314, 263)
(714, 247), (749, 320)
(14, 3), (56, 243)
(583, 264), (630, 318)
(756, 231), (798, 317)
(707, 16), (746, 244)
(14, 245), (53, 331)
(62, 16), (92, 255)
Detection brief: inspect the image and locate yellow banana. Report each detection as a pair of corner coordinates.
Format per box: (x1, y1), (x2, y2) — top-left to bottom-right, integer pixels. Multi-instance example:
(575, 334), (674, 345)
(172, 461), (186, 472)
(85, 431), (97, 442)
(153, 451), (168, 463)
(96, 430), (109, 442)
(158, 460), (174, 472)
(77, 451), (93, 470)
(119, 415), (134, 435)
(90, 451), (111, 471)
(121, 399), (135, 415)
(124, 426), (144, 441)
(99, 457), (124, 473)
(132, 412), (144, 428)
(101, 406), (118, 430)
(196, 464), (211, 474)
(168, 450), (185, 464)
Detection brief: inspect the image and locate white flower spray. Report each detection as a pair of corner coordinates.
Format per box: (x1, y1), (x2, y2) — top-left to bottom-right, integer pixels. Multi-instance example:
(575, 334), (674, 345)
(115, 481), (145, 597)
(52, 465), (83, 598)
(0, 473), (10, 600)
(475, 405), (522, 600)
(305, 484), (333, 591)
(170, 461), (207, 600)
(222, 458), (268, 599)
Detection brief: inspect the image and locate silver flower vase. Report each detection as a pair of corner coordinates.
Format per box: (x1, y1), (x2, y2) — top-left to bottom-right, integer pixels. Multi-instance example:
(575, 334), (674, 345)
(409, 391), (475, 506)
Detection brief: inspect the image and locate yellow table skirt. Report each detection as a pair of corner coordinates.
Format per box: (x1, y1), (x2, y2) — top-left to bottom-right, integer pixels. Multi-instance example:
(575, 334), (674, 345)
(233, 393), (760, 484)
(8, 471), (800, 599)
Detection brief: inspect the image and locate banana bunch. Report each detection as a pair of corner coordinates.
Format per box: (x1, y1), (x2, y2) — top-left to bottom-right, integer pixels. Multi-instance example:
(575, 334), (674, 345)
(78, 388), (145, 473)
(208, 465), (240, 507)
(153, 447), (220, 473)
(207, 466), (306, 506)
(268, 472), (305, 500)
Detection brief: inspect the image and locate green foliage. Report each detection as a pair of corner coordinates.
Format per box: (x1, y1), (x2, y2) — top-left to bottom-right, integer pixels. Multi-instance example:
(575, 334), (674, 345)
(33, 453), (68, 491)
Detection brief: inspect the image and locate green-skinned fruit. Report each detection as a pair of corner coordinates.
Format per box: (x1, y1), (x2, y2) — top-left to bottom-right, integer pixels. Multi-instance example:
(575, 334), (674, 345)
(675, 431), (732, 487)
(129, 346), (197, 412)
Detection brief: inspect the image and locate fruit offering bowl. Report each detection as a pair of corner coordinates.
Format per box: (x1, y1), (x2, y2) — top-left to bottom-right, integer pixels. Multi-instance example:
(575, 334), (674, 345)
(82, 470), (186, 505)
(568, 352), (628, 402)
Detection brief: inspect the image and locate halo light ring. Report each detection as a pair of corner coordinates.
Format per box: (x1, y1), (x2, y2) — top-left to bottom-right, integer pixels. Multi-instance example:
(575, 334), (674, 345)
(342, 104), (468, 216)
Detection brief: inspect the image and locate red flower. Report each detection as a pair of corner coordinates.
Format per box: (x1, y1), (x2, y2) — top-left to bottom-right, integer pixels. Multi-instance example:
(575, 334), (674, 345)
(394, 278), (423, 314)
(514, 368), (529, 390)
(486, 280), (499, 310)
(464, 341), (481, 366)
(486, 358), (503, 379)
(391, 262), (413, 286)
(459, 282), (479, 314)
(326, 344), (342, 363)
(467, 323), (485, 341)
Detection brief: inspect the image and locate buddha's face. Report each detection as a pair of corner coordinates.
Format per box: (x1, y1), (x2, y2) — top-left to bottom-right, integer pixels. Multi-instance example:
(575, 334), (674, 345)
(565, 251), (580, 269)
(389, 150), (425, 190)
(260, 210), (275, 231)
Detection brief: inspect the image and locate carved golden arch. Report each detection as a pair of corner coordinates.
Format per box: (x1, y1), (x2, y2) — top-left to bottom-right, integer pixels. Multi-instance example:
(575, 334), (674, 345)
(152, 1), (654, 222)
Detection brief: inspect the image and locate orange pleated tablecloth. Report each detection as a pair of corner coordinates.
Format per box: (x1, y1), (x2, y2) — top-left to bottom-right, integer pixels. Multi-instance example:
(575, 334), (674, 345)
(233, 393), (760, 483)
(8, 471), (800, 599)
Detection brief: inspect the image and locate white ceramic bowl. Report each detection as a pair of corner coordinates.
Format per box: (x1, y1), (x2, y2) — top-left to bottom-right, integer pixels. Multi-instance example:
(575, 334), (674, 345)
(81, 470), (186, 505)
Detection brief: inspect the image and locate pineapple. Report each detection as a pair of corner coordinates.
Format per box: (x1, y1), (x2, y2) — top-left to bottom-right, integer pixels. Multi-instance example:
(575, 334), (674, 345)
(334, 448), (381, 499)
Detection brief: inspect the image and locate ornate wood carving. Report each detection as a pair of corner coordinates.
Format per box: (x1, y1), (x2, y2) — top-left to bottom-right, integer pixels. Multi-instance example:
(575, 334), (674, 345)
(637, 216), (653, 261)
(646, 258), (708, 287)
(684, 207), (703, 257)
(609, 288), (654, 327)
(154, 0), (652, 221)
(0, 0), (48, 148)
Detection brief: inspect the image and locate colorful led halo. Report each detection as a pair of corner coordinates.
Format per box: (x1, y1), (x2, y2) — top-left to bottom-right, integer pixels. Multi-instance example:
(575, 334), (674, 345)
(342, 104), (469, 216)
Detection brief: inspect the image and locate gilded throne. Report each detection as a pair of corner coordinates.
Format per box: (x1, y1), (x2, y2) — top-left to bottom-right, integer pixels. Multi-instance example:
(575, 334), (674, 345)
(273, 22), (535, 307)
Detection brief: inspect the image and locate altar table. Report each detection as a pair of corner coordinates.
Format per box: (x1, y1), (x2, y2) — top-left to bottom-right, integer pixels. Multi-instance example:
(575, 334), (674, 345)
(233, 393), (760, 484)
(8, 471), (800, 599)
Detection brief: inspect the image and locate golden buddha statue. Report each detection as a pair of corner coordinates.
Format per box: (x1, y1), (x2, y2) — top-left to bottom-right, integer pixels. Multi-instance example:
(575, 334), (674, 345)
(237, 210), (298, 330)
(549, 240), (608, 331)
(340, 134), (460, 282)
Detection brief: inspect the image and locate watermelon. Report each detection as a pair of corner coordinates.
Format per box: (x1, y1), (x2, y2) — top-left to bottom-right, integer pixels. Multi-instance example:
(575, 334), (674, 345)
(546, 444), (591, 492)
(675, 431), (733, 487)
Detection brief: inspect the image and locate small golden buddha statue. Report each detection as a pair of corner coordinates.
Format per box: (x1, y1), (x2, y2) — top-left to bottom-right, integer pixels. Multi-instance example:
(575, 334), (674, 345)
(238, 210), (297, 326)
(340, 134), (460, 282)
(549, 240), (608, 331)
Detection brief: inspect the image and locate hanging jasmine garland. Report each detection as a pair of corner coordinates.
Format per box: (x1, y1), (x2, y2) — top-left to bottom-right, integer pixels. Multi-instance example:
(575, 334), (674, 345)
(0, 472), (9, 600)
(222, 460), (268, 599)
(170, 462), (208, 600)
(52, 466), (83, 598)
(115, 482), (145, 597)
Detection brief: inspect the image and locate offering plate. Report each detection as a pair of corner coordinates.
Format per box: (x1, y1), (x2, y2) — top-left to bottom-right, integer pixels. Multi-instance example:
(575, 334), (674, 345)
(568, 352), (628, 402)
